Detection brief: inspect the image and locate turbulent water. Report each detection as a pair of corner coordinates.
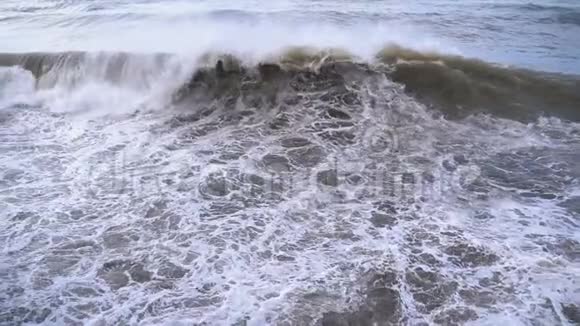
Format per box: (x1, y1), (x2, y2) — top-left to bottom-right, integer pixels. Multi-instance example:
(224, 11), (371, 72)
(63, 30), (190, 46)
(1, 1), (580, 326)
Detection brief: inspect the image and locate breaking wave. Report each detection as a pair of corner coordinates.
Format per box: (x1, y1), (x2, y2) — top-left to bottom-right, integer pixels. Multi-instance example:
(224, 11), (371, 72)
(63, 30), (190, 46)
(1, 44), (579, 326)
(1, 46), (579, 121)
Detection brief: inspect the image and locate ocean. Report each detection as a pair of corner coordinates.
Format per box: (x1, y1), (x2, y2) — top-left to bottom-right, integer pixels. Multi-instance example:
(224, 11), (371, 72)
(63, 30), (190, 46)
(0, 0), (579, 325)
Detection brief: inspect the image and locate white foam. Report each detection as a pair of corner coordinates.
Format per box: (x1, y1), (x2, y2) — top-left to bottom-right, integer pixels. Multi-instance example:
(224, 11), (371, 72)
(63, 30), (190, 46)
(0, 53), (198, 117)
(1, 10), (579, 324)
(0, 67), (37, 109)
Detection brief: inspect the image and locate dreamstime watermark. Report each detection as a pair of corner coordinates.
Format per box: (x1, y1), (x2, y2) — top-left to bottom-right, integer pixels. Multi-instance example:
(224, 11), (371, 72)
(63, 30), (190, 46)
(79, 150), (481, 205)
(64, 115), (485, 205)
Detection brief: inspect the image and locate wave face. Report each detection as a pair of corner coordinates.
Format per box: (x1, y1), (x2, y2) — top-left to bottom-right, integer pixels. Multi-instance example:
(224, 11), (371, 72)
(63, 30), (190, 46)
(1, 46), (580, 325)
(2, 49), (579, 121)
(376, 46), (580, 122)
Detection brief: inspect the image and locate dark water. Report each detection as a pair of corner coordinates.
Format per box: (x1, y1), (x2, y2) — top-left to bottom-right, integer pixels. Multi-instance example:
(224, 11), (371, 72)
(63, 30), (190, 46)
(0, 1), (579, 325)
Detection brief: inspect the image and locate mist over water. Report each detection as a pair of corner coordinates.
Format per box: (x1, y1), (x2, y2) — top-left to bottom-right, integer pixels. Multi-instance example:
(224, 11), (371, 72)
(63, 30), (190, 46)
(1, 1), (580, 325)
(1, 0), (580, 73)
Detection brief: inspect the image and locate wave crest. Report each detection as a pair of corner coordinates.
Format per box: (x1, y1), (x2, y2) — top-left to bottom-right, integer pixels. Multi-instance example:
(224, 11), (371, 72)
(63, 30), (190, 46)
(1, 46), (579, 122)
